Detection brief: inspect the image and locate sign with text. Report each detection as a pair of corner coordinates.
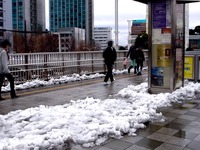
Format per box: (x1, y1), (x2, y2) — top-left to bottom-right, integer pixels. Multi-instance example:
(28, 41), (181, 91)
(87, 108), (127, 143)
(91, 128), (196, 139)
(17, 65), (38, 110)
(153, 1), (167, 28)
(184, 56), (194, 79)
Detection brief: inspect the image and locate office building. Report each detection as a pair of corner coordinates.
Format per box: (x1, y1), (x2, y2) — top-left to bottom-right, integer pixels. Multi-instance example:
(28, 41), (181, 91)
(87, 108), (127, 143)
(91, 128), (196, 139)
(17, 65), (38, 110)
(93, 27), (112, 50)
(55, 27), (85, 52)
(49, 0), (94, 43)
(12, 0), (46, 31)
(0, 0), (3, 40)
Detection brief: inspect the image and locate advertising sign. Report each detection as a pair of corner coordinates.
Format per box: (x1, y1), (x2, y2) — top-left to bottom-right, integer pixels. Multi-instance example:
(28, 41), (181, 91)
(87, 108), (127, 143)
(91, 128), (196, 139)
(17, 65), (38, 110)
(157, 44), (171, 67)
(184, 56), (194, 79)
(151, 67), (164, 86)
(153, 1), (166, 28)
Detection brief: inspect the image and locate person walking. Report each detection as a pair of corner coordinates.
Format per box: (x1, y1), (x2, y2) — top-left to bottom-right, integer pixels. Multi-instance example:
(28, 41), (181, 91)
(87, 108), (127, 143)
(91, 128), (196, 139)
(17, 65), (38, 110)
(136, 48), (145, 75)
(126, 45), (137, 74)
(0, 39), (18, 100)
(103, 40), (117, 85)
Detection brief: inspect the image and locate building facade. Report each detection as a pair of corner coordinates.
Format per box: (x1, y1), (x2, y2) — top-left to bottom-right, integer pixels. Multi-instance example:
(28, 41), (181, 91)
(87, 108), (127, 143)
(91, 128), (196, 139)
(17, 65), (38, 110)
(0, 0), (3, 40)
(93, 27), (112, 50)
(131, 19), (146, 35)
(49, 0), (94, 43)
(55, 27), (85, 52)
(128, 19), (146, 49)
(12, 0), (46, 31)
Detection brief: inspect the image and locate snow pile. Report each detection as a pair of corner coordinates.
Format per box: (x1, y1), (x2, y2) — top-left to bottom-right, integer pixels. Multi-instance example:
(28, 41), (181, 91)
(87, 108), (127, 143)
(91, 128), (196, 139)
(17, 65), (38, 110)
(0, 81), (200, 149)
(2, 69), (128, 92)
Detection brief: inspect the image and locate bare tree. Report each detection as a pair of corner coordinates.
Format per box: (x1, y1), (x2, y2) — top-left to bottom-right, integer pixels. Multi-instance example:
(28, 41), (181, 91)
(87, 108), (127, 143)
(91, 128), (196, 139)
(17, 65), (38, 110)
(3, 31), (13, 40)
(13, 33), (25, 53)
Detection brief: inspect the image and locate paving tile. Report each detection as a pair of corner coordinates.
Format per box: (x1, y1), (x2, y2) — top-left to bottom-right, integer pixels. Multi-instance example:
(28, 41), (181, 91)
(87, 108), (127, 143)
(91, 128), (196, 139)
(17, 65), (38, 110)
(194, 135), (200, 141)
(71, 145), (97, 150)
(173, 130), (198, 140)
(135, 138), (163, 150)
(103, 140), (132, 150)
(186, 140), (200, 150)
(178, 115), (197, 121)
(157, 127), (178, 136)
(120, 135), (144, 144)
(145, 124), (163, 132)
(166, 136), (191, 147)
(172, 109), (187, 114)
(155, 143), (184, 150)
(172, 118), (192, 125)
(190, 108), (200, 114)
(183, 125), (200, 134)
(183, 148), (193, 150)
(126, 145), (151, 150)
(147, 132), (171, 142)
(184, 111), (200, 117)
(194, 117), (200, 122)
(165, 122), (188, 130)
(181, 103), (197, 108)
(164, 112), (181, 118)
(135, 127), (156, 137)
(189, 121), (200, 128)
(95, 147), (113, 150)
(150, 116), (176, 126)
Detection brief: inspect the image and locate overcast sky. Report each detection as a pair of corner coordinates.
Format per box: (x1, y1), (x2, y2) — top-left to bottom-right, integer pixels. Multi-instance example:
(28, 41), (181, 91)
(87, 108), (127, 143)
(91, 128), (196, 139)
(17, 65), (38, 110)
(45, 0), (200, 46)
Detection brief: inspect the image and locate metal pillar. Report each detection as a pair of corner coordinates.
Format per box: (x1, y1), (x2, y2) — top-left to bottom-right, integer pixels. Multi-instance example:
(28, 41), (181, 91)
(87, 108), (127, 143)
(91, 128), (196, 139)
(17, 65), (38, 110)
(115, 0), (118, 49)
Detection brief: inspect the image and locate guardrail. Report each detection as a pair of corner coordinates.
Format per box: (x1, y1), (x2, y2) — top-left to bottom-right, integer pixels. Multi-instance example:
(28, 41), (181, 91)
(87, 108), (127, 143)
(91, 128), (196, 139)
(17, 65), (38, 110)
(7, 50), (148, 84)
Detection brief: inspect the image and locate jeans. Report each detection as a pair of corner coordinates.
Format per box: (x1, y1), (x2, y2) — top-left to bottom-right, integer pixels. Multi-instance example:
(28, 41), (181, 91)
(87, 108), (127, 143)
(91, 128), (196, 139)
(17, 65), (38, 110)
(0, 73), (16, 98)
(104, 64), (114, 82)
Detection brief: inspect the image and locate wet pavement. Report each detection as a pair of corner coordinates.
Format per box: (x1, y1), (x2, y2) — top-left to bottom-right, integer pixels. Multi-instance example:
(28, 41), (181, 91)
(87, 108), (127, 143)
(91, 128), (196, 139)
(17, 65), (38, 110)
(1, 73), (200, 150)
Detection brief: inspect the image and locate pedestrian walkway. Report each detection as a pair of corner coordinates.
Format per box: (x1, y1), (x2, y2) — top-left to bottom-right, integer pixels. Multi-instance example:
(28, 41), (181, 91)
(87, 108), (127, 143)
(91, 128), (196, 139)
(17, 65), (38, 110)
(0, 74), (200, 150)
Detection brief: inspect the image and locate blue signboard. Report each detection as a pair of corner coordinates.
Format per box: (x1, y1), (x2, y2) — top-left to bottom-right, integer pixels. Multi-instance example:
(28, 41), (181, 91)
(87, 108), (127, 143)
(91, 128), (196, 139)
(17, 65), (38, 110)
(153, 1), (167, 28)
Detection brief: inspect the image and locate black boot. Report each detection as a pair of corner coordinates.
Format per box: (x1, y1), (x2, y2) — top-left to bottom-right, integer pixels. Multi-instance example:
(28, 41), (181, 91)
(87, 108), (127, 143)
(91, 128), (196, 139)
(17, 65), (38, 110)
(11, 95), (19, 99)
(0, 97), (5, 101)
(128, 66), (133, 74)
(134, 66), (137, 74)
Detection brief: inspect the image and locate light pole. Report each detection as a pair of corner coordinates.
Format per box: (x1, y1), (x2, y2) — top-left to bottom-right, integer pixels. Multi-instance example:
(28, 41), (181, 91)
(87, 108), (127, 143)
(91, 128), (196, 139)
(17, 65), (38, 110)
(127, 20), (133, 49)
(115, 0), (119, 50)
(24, 20), (28, 53)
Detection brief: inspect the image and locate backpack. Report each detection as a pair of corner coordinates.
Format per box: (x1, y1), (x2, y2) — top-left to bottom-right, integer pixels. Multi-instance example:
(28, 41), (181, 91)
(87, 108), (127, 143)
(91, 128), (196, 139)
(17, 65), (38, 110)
(130, 46), (137, 60)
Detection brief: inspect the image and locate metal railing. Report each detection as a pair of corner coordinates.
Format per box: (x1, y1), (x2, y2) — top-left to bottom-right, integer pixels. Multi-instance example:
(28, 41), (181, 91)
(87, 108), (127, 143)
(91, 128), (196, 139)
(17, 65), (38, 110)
(8, 50), (148, 84)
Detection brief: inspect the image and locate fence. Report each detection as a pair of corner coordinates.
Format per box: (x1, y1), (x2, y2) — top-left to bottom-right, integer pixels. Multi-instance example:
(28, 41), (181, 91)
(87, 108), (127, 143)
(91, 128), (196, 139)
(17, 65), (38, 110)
(8, 50), (148, 84)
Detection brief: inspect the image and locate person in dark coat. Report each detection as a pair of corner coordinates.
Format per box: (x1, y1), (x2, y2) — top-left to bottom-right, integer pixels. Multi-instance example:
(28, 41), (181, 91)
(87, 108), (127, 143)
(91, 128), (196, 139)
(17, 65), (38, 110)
(103, 40), (117, 85)
(186, 46), (193, 51)
(135, 48), (145, 75)
(0, 39), (18, 100)
(126, 45), (137, 74)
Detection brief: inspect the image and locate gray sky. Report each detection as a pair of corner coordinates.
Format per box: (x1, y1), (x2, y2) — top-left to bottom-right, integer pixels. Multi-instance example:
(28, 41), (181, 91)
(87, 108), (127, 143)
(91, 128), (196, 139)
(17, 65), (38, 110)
(45, 0), (200, 46)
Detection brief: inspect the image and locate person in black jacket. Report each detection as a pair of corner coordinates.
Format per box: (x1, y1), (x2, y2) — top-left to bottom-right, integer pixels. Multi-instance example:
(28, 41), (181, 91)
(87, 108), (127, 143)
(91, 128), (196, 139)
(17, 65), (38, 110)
(103, 40), (117, 85)
(136, 48), (145, 75)
(126, 45), (137, 74)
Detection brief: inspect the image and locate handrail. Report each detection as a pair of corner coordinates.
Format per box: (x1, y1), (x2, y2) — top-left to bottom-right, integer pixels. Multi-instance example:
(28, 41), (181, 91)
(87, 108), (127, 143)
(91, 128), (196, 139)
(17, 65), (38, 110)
(6, 50), (148, 84)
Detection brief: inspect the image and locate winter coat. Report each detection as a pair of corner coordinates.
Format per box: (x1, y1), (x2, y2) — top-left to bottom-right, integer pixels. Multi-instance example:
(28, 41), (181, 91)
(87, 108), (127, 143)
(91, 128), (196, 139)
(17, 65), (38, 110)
(0, 48), (10, 74)
(127, 45), (137, 60)
(136, 49), (145, 64)
(103, 46), (117, 65)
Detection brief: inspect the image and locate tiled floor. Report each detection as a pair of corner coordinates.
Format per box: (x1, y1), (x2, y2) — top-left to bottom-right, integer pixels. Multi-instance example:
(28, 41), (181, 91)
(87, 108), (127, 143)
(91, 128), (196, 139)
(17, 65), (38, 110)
(1, 74), (200, 150)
